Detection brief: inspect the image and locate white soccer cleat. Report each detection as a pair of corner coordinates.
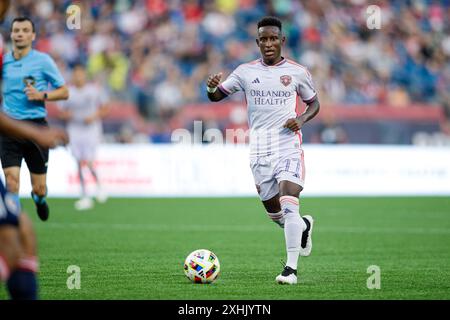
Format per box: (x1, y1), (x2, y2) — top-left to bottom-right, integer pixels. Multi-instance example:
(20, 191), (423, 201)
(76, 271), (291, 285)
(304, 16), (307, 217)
(96, 188), (108, 203)
(74, 197), (94, 211)
(300, 215), (314, 257)
(275, 266), (298, 285)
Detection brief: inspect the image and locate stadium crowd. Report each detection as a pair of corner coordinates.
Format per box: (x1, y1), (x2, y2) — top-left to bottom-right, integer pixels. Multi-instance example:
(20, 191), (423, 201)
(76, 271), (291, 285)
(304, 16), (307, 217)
(1, 0), (449, 142)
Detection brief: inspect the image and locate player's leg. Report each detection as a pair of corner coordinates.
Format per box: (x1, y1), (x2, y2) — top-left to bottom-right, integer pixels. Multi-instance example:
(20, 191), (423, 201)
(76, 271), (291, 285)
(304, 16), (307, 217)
(74, 159), (94, 210)
(86, 161), (98, 183)
(251, 157), (284, 227)
(29, 173), (49, 221)
(3, 166), (21, 194)
(0, 182), (38, 300)
(274, 180), (305, 285)
(279, 177), (314, 258)
(0, 226), (21, 286)
(275, 151), (313, 284)
(7, 214), (39, 300)
(256, 175), (303, 285)
(85, 139), (107, 203)
(0, 226), (35, 300)
(24, 138), (50, 221)
(0, 135), (24, 196)
(17, 213), (37, 261)
(261, 194), (285, 227)
(78, 160), (87, 197)
(90, 160), (107, 203)
(70, 138), (93, 210)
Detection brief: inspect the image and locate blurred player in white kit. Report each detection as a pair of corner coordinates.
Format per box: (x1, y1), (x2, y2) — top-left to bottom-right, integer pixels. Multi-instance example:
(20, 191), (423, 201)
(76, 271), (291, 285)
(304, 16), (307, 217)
(58, 64), (109, 210)
(206, 16), (320, 285)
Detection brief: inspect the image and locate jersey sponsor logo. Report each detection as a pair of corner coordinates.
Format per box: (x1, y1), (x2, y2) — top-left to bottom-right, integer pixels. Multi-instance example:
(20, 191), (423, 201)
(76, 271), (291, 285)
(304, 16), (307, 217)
(280, 75), (292, 87)
(23, 75), (36, 86)
(249, 89), (292, 106)
(249, 90), (292, 97)
(252, 78), (260, 84)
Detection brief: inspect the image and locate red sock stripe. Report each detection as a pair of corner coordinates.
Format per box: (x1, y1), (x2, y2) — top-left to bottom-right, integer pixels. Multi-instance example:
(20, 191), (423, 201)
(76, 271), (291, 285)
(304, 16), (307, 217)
(268, 212), (283, 217)
(281, 199), (298, 206)
(280, 196), (299, 206)
(267, 211), (284, 221)
(280, 196), (299, 202)
(18, 256), (39, 273)
(0, 254), (10, 281)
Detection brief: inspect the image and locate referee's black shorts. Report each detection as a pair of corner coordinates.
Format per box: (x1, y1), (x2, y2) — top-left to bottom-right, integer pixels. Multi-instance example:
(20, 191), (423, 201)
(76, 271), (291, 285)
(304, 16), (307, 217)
(0, 118), (49, 174)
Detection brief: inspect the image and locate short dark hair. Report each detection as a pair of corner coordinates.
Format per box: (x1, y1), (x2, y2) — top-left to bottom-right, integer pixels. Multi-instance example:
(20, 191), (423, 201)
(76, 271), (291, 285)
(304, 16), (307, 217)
(72, 62), (86, 70)
(257, 16), (282, 32)
(11, 16), (35, 32)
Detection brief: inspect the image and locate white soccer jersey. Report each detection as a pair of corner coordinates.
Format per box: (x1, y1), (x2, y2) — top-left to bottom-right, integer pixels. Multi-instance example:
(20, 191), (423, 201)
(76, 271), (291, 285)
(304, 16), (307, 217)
(59, 83), (107, 134)
(219, 57), (317, 158)
(58, 84), (107, 160)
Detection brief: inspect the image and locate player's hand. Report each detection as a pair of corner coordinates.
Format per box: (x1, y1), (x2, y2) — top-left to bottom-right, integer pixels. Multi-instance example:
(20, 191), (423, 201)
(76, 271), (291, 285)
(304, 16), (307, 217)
(24, 84), (45, 101)
(59, 110), (73, 121)
(34, 127), (69, 149)
(283, 117), (305, 132)
(207, 72), (223, 89)
(84, 115), (97, 125)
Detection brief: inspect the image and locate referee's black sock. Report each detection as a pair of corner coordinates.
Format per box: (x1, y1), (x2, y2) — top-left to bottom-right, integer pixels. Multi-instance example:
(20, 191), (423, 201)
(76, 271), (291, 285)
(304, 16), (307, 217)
(31, 192), (50, 221)
(31, 192), (46, 205)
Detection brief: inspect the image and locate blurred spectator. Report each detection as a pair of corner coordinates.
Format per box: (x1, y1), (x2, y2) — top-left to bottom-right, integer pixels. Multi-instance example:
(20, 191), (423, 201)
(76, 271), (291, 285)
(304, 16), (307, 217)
(153, 66), (183, 120)
(2, 0), (448, 143)
(313, 115), (348, 144)
(87, 43), (129, 95)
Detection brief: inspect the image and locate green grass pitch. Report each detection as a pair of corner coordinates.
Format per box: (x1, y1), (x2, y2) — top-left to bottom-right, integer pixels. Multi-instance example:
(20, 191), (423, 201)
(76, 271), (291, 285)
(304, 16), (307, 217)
(1, 197), (449, 300)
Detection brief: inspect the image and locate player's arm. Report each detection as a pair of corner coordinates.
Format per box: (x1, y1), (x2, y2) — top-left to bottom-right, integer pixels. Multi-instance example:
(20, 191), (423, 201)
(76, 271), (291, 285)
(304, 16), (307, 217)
(25, 54), (69, 101)
(84, 103), (110, 124)
(0, 112), (68, 148)
(0, 0), (10, 20)
(44, 85), (69, 101)
(25, 84), (69, 102)
(58, 106), (72, 121)
(298, 97), (320, 125)
(284, 97), (320, 132)
(206, 72), (227, 102)
(97, 104), (110, 118)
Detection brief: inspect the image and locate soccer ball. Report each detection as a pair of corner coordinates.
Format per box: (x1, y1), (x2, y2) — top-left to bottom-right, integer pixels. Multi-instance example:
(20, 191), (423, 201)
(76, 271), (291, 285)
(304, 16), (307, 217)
(184, 249), (220, 284)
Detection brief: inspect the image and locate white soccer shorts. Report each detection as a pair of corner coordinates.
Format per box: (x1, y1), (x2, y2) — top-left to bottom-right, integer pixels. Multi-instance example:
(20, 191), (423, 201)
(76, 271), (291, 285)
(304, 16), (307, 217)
(68, 126), (101, 162)
(250, 149), (305, 201)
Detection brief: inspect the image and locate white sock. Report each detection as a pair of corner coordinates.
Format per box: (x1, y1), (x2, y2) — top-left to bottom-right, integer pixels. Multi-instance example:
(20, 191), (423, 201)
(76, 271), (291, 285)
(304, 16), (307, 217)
(266, 211), (285, 228)
(280, 195), (306, 270)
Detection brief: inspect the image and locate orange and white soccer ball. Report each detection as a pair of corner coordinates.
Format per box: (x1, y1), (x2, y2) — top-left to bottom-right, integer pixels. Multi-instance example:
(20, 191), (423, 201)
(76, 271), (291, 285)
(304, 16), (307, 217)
(184, 249), (220, 284)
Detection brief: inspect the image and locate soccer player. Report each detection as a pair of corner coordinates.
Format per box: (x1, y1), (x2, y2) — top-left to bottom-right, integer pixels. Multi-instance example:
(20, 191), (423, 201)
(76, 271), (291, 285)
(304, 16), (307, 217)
(206, 17), (320, 284)
(58, 64), (109, 210)
(0, 0), (68, 299)
(1, 16), (69, 221)
(0, 113), (68, 299)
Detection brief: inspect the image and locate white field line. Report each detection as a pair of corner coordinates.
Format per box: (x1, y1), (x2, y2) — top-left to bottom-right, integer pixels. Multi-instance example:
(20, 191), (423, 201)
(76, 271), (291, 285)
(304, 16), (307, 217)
(41, 222), (450, 235)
